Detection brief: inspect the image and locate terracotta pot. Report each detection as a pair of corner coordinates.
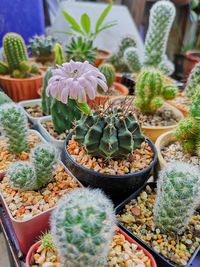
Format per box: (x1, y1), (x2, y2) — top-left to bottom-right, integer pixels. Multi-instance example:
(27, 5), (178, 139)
(87, 82), (129, 109)
(115, 72), (123, 83)
(167, 92), (189, 117)
(172, 0), (190, 5)
(26, 240), (41, 267)
(155, 130), (177, 168)
(95, 49), (112, 67)
(0, 73), (43, 102)
(184, 50), (200, 78)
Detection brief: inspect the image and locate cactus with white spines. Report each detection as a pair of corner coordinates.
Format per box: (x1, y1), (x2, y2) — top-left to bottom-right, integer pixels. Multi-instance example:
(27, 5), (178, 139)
(158, 56), (175, 76)
(154, 162), (200, 234)
(123, 47), (142, 73)
(118, 36), (137, 56)
(51, 188), (116, 267)
(186, 63), (200, 99)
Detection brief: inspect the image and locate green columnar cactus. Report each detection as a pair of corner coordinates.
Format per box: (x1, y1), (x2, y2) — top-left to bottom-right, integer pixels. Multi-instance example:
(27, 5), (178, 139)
(0, 61), (9, 75)
(185, 63), (200, 99)
(0, 103), (28, 154)
(74, 107), (145, 159)
(123, 47), (142, 73)
(7, 162), (37, 191)
(154, 162), (200, 234)
(158, 56), (175, 76)
(118, 36), (137, 56)
(51, 188), (116, 267)
(134, 68), (177, 114)
(107, 53), (130, 73)
(189, 90), (200, 119)
(31, 144), (59, 188)
(98, 63), (115, 88)
(41, 68), (53, 115)
(144, 1), (176, 66)
(0, 91), (12, 106)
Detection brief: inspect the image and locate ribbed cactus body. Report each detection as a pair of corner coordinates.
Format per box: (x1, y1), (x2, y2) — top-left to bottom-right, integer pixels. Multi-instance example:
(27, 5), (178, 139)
(0, 103), (28, 154)
(98, 63), (115, 88)
(74, 107), (145, 159)
(41, 68), (53, 115)
(0, 91), (12, 106)
(186, 63), (200, 99)
(51, 188), (115, 267)
(154, 162), (200, 234)
(0, 61), (9, 75)
(144, 1), (176, 66)
(124, 47), (142, 73)
(3, 33), (28, 71)
(31, 144), (59, 188)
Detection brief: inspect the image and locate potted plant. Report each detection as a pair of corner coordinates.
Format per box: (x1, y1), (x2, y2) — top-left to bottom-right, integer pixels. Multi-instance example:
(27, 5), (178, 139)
(0, 33), (43, 102)
(117, 162), (200, 267)
(61, 2), (116, 66)
(155, 90), (200, 168)
(26, 188), (157, 267)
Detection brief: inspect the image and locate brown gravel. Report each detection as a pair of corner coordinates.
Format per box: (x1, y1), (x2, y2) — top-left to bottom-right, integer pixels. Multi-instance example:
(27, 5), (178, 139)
(42, 120), (67, 141)
(0, 164), (80, 220)
(67, 138), (153, 175)
(25, 105), (44, 118)
(161, 141), (200, 167)
(117, 185), (200, 266)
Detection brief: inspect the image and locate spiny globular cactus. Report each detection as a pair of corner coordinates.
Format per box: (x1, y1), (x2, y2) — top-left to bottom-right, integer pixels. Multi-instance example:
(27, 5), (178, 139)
(107, 53), (130, 73)
(40, 233), (55, 250)
(158, 56), (175, 76)
(31, 144), (59, 188)
(0, 91), (12, 106)
(0, 61), (9, 75)
(154, 162), (200, 234)
(74, 106), (145, 159)
(123, 47), (142, 73)
(189, 90), (200, 119)
(185, 63), (200, 99)
(118, 36), (137, 56)
(134, 68), (177, 114)
(0, 103), (28, 154)
(98, 63), (115, 88)
(51, 188), (116, 267)
(144, 1), (176, 66)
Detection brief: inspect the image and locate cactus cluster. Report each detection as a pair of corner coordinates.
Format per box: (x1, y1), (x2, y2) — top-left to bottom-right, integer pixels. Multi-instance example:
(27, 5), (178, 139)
(158, 56), (175, 76)
(185, 63), (200, 99)
(154, 162), (200, 234)
(0, 103), (28, 154)
(134, 68), (177, 114)
(7, 144), (59, 191)
(51, 188), (115, 267)
(124, 47), (142, 73)
(74, 105), (145, 159)
(0, 33), (39, 78)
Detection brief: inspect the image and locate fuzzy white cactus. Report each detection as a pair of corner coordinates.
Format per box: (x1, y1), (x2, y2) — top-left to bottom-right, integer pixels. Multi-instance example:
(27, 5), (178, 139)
(158, 55), (175, 75)
(124, 47), (142, 73)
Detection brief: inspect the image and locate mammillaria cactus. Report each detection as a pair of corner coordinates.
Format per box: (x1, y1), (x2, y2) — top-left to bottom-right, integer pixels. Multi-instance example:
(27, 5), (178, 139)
(107, 53), (130, 73)
(134, 68), (177, 114)
(118, 36), (137, 56)
(186, 63), (200, 99)
(51, 188), (116, 267)
(124, 47), (142, 73)
(154, 162), (200, 234)
(158, 56), (175, 76)
(144, 1), (176, 66)
(0, 103), (28, 154)
(41, 233), (55, 250)
(98, 63), (115, 88)
(0, 91), (12, 106)
(74, 106), (145, 159)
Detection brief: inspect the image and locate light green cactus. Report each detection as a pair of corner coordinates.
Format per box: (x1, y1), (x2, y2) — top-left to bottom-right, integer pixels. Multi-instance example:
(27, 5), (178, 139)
(123, 47), (142, 73)
(98, 63), (115, 88)
(51, 188), (116, 267)
(158, 56), (175, 76)
(0, 91), (12, 106)
(185, 63), (200, 99)
(118, 36), (137, 56)
(154, 162), (200, 234)
(40, 233), (55, 250)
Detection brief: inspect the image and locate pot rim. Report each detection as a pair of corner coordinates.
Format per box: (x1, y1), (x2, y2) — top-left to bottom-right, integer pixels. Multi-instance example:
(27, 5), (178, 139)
(185, 50), (200, 62)
(0, 72), (43, 82)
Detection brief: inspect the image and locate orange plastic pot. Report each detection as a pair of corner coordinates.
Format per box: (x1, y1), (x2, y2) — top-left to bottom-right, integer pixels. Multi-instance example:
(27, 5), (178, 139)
(167, 93), (189, 117)
(95, 49), (112, 67)
(115, 72), (123, 83)
(183, 50), (200, 78)
(0, 73), (43, 102)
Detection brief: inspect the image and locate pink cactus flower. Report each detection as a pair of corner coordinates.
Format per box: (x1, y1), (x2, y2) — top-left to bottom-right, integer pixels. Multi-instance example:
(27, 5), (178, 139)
(46, 60), (108, 103)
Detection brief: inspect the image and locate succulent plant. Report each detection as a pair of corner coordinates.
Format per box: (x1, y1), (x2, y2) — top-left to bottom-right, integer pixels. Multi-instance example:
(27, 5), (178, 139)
(51, 188), (116, 267)
(0, 61), (9, 75)
(0, 91), (12, 106)
(189, 90), (200, 119)
(65, 36), (97, 64)
(154, 162), (200, 234)
(123, 47), (142, 73)
(118, 36), (137, 56)
(31, 144), (59, 188)
(41, 233), (55, 250)
(0, 103), (28, 154)
(29, 35), (58, 63)
(158, 56), (175, 76)
(144, 1), (176, 66)
(98, 63), (115, 88)
(7, 162), (37, 191)
(186, 63), (200, 99)
(107, 53), (130, 73)
(74, 106), (145, 160)
(134, 68), (177, 114)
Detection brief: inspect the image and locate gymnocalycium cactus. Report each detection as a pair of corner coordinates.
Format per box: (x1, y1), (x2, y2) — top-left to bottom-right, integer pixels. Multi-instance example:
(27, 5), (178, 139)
(0, 103), (28, 154)
(134, 68), (177, 114)
(185, 63), (200, 99)
(144, 1), (176, 66)
(51, 188), (116, 267)
(74, 106), (145, 159)
(154, 162), (200, 234)
(124, 47), (142, 73)
(7, 143), (59, 191)
(98, 63), (115, 88)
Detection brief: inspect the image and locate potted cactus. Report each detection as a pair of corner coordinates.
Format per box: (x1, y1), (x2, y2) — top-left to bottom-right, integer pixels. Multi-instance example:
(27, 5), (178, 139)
(26, 188), (157, 267)
(155, 90), (200, 168)
(117, 162), (200, 267)
(0, 33), (43, 102)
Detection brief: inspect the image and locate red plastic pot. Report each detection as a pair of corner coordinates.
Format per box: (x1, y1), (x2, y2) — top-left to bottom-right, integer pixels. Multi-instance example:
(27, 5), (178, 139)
(26, 227), (157, 267)
(183, 50), (200, 78)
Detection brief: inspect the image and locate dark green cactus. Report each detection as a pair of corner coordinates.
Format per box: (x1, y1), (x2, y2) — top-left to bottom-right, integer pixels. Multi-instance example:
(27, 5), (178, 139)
(98, 63), (115, 88)
(41, 68), (53, 115)
(0, 61), (9, 75)
(74, 107), (145, 159)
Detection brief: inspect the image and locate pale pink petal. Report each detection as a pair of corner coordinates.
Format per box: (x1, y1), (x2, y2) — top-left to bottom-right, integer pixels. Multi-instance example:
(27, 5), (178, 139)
(97, 78), (108, 92)
(60, 88), (69, 104)
(84, 87), (96, 100)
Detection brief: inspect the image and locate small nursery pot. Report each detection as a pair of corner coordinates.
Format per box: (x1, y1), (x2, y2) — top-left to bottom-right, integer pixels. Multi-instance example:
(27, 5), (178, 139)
(62, 133), (158, 204)
(26, 240), (41, 267)
(184, 50), (200, 79)
(0, 73), (43, 102)
(95, 48), (112, 67)
(167, 93), (189, 117)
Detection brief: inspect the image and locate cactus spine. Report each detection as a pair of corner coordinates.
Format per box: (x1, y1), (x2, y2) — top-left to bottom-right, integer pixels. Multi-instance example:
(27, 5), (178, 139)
(154, 162), (200, 234)
(51, 188), (116, 267)
(74, 106), (145, 159)
(185, 63), (200, 99)
(41, 68), (53, 115)
(0, 91), (12, 106)
(144, 1), (176, 66)
(124, 47), (142, 73)
(0, 103), (28, 154)
(98, 63), (115, 88)
(158, 56), (175, 76)
(0, 61), (9, 75)
(118, 36), (137, 56)
(134, 68), (177, 114)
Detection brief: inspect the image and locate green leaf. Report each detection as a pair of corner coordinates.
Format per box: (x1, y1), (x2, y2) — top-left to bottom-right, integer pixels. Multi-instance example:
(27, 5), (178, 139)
(81, 13), (91, 34)
(54, 30), (74, 36)
(75, 101), (92, 115)
(96, 21), (117, 34)
(95, 3), (113, 33)
(62, 11), (84, 34)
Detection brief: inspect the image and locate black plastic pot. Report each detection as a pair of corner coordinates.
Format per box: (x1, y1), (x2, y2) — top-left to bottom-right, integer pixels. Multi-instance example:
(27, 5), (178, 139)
(121, 74), (135, 95)
(116, 183), (200, 267)
(62, 133), (158, 204)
